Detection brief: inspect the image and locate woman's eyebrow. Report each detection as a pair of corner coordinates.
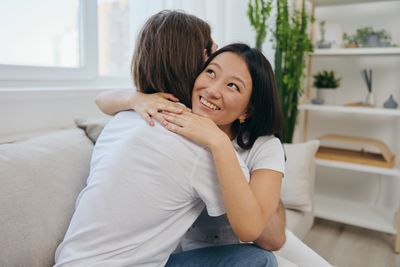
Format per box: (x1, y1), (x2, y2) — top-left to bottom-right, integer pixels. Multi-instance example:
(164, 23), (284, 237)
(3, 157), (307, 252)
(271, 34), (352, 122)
(208, 61), (247, 89)
(231, 76), (246, 89)
(208, 62), (222, 70)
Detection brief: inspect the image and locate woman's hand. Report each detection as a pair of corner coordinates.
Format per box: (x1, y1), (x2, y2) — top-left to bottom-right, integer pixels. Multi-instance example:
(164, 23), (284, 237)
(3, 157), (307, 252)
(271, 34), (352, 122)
(131, 92), (190, 126)
(161, 111), (229, 149)
(95, 91), (189, 126)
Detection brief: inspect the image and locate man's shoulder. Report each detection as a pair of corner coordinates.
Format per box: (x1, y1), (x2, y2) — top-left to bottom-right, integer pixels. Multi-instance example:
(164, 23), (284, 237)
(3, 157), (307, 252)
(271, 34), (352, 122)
(109, 112), (209, 155)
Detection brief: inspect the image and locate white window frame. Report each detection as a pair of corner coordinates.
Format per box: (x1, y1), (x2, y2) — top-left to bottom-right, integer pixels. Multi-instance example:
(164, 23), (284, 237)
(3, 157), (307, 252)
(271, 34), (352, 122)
(0, 0), (97, 81)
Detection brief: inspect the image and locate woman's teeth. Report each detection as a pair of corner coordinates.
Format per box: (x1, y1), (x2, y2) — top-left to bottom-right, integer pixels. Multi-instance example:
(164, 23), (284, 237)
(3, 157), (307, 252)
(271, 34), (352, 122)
(200, 97), (220, 110)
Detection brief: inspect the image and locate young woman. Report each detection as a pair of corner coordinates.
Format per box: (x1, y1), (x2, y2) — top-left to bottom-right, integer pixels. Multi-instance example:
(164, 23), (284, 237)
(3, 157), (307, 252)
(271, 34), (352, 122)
(55, 11), (280, 267)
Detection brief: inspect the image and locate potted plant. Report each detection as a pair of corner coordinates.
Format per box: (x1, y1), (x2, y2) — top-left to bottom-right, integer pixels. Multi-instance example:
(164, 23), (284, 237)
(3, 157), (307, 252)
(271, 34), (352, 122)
(317, 21), (331, 49)
(343, 27), (394, 48)
(248, 0), (313, 143)
(356, 27), (380, 47)
(342, 33), (358, 48)
(376, 29), (392, 47)
(313, 70), (341, 105)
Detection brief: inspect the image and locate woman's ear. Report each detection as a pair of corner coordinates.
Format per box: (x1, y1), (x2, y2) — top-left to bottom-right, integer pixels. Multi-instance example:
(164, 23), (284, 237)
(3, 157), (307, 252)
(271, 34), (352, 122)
(238, 107), (253, 123)
(238, 112), (249, 124)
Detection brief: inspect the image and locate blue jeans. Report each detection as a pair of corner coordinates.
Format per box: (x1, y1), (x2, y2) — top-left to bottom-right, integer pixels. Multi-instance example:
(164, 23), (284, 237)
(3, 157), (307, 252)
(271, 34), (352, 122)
(165, 244), (278, 267)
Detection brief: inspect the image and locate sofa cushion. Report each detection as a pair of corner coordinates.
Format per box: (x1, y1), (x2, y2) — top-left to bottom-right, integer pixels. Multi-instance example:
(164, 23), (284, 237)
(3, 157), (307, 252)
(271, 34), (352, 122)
(281, 140), (320, 212)
(75, 117), (110, 144)
(285, 209), (314, 240)
(0, 128), (93, 267)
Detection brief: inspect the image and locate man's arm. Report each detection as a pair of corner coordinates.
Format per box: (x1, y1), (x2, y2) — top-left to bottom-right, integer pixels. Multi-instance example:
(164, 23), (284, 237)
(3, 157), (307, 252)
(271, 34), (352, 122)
(254, 199), (286, 251)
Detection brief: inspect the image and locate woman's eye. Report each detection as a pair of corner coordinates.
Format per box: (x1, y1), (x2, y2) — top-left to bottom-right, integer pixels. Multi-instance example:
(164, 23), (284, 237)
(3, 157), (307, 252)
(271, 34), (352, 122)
(206, 69), (216, 78)
(228, 83), (240, 92)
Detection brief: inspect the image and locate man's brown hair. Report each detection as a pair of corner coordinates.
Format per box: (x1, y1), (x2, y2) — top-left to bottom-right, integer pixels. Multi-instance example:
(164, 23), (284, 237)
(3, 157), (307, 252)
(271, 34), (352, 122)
(132, 10), (213, 108)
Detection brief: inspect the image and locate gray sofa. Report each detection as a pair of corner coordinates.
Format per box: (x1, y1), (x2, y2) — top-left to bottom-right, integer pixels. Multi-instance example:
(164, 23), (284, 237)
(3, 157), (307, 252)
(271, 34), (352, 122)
(0, 120), (316, 267)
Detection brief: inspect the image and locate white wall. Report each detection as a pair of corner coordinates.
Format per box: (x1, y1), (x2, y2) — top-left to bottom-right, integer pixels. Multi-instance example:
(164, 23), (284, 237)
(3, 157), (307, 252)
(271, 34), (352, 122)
(0, 88), (109, 142)
(305, 1), (400, 211)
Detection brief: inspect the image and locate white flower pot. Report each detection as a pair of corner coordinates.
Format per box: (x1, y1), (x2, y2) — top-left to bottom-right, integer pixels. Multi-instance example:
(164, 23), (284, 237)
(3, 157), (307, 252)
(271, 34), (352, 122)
(316, 88), (337, 105)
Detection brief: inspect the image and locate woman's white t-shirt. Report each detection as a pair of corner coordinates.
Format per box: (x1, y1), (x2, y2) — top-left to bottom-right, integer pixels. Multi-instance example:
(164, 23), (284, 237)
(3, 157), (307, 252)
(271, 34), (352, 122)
(181, 135), (286, 250)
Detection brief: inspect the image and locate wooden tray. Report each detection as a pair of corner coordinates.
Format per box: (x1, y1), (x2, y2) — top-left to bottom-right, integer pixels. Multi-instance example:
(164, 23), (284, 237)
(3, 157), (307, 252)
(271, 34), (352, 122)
(316, 134), (396, 168)
(316, 146), (396, 168)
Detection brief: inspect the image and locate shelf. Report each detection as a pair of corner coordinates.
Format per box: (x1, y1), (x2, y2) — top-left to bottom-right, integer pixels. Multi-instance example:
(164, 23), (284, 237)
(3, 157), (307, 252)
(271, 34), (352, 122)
(299, 104), (400, 116)
(315, 0), (400, 6)
(316, 159), (400, 177)
(314, 195), (396, 234)
(311, 47), (400, 56)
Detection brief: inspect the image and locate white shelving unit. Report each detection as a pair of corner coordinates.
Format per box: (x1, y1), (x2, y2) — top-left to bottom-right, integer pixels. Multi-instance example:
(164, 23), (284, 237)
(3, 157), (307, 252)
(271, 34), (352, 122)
(299, 103), (400, 116)
(312, 47), (400, 56)
(314, 195), (396, 234)
(315, 159), (400, 177)
(304, 0), (400, 253)
(303, 104), (400, 252)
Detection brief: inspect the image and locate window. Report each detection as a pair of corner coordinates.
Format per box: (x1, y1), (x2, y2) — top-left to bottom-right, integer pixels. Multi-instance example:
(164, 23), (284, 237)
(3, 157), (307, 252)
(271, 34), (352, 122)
(96, 0), (225, 78)
(0, 0), (97, 81)
(0, 0), (261, 85)
(98, 0), (132, 77)
(0, 0), (80, 68)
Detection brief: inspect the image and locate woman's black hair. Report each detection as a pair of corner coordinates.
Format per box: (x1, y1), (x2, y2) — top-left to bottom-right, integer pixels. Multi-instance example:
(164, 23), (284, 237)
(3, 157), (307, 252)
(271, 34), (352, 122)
(203, 43), (284, 149)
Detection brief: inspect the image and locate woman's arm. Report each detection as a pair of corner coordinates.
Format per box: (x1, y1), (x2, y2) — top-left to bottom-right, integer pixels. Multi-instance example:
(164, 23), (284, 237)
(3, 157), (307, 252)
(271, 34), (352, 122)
(209, 141), (282, 242)
(163, 111), (282, 242)
(95, 90), (135, 116)
(95, 90), (186, 126)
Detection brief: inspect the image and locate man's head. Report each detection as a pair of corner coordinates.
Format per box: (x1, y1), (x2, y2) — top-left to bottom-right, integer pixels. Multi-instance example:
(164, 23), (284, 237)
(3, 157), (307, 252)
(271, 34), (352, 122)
(132, 10), (213, 108)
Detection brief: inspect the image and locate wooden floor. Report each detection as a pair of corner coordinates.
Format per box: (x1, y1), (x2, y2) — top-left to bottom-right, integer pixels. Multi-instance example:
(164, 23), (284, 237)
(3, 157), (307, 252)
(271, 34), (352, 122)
(303, 218), (400, 267)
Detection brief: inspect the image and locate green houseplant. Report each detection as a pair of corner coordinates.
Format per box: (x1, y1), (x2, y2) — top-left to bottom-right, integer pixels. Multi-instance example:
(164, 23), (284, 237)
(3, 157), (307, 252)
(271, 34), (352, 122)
(313, 70), (341, 89)
(248, 0), (313, 143)
(343, 27), (394, 48)
(247, 0), (272, 50)
(313, 70), (341, 105)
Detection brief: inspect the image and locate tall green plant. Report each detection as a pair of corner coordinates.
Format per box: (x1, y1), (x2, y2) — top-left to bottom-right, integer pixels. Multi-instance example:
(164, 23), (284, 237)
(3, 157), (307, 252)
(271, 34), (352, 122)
(248, 0), (313, 143)
(275, 0), (313, 143)
(247, 0), (272, 50)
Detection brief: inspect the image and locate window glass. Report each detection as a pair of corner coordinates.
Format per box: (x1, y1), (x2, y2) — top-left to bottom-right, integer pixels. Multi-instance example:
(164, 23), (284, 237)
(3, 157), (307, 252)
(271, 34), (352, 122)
(98, 0), (133, 77)
(0, 0), (80, 68)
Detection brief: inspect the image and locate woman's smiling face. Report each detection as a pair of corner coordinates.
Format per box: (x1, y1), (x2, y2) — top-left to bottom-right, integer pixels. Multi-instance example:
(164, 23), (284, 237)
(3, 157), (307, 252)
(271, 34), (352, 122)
(191, 52), (253, 136)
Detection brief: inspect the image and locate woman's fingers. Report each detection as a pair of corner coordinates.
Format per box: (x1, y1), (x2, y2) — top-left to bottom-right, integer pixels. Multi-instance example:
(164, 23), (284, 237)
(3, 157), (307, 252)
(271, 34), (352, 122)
(164, 121), (184, 135)
(141, 112), (155, 126)
(160, 93), (179, 102)
(162, 112), (187, 127)
(158, 103), (185, 114)
(152, 112), (169, 126)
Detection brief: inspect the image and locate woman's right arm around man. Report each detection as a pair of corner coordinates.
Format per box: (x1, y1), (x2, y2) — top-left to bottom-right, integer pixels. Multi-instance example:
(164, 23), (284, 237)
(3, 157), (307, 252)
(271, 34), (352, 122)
(96, 90), (187, 125)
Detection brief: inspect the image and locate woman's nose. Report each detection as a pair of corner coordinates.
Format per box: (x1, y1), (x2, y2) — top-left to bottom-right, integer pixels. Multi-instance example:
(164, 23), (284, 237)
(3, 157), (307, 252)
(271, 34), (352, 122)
(206, 83), (222, 98)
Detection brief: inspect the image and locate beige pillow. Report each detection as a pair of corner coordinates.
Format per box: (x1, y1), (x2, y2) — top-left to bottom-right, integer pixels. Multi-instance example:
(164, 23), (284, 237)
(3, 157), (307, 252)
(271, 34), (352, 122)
(281, 140), (320, 212)
(0, 129), (93, 267)
(75, 117), (110, 144)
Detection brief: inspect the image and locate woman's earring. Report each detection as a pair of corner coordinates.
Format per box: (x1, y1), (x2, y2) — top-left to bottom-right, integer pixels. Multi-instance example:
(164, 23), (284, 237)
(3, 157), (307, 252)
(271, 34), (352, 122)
(239, 118), (245, 124)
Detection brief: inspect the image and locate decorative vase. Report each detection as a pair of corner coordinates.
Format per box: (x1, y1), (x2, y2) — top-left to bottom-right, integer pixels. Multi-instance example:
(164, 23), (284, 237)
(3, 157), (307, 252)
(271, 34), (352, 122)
(364, 34), (380, 47)
(317, 88), (337, 105)
(383, 94), (398, 109)
(365, 92), (376, 107)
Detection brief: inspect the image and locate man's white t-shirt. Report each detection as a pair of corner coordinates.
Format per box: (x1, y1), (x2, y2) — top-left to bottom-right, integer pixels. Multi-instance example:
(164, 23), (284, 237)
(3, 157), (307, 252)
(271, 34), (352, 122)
(54, 111), (249, 267)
